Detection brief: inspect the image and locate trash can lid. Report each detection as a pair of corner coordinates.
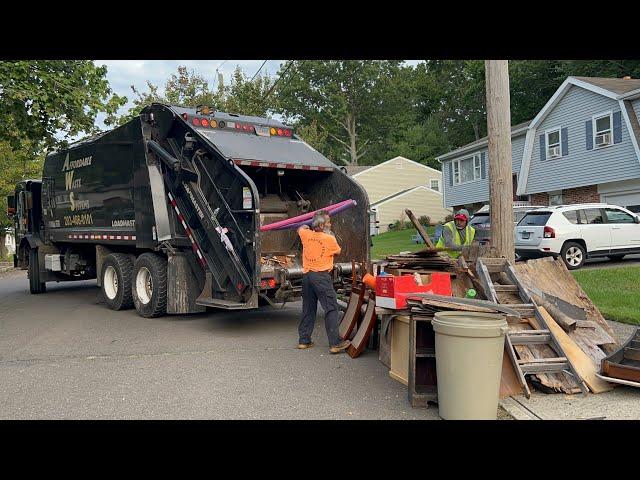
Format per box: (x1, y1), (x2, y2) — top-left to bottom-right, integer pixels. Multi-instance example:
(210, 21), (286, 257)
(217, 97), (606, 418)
(432, 311), (508, 338)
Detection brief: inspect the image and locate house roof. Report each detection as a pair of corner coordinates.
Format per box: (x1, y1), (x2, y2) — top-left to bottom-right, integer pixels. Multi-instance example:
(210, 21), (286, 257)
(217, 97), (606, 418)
(572, 76), (640, 96)
(353, 156), (441, 177)
(436, 120), (531, 162)
(343, 165), (373, 176)
(371, 185), (442, 207)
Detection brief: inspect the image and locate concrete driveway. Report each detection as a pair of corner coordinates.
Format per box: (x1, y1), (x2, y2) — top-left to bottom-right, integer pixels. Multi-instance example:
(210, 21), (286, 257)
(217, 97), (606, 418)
(0, 269), (438, 420)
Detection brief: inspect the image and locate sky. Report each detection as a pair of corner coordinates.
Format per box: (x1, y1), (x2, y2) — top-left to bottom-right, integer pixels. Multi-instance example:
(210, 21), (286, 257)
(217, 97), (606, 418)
(91, 60), (424, 133)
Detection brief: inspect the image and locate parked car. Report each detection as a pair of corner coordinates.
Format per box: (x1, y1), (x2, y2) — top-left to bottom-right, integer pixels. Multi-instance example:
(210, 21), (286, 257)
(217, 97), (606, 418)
(468, 204), (546, 244)
(411, 224), (443, 244)
(515, 203), (640, 270)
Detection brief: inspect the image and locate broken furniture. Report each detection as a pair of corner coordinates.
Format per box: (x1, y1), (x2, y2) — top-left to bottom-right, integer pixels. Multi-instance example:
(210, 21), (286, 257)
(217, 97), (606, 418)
(408, 314), (438, 408)
(347, 293), (377, 358)
(476, 257), (588, 397)
(599, 327), (640, 385)
(389, 315), (410, 385)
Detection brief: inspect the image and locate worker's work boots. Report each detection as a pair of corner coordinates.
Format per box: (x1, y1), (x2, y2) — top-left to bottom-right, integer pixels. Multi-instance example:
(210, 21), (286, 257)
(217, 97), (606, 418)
(297, 342), (314, 349)
(329, 340), (351, 354)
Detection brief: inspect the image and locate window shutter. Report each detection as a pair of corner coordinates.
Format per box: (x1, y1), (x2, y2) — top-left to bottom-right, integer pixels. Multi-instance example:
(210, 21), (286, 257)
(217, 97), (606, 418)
(448, 162), (453, 186)
(539, 134), (546, 161)
(481, 152), (487, 179)
(561, 127), (568, 156)
(613, 111), (622, 144)
(586, 120), (593, 150)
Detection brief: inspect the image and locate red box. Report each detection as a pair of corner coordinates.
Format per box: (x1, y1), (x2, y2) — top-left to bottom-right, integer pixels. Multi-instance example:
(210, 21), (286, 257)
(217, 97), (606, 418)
(375, 272), (452, 310)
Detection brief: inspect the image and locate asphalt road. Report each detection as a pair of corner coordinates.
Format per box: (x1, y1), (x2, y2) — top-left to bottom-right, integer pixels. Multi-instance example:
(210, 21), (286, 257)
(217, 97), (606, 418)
(0, 270), (438, 420)
(581, 253), (640, 269)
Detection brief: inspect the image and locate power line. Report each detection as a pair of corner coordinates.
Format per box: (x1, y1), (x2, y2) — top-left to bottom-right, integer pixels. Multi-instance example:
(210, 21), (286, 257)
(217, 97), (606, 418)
(251, 60), (268, 82)
(260, 61), (296, 105)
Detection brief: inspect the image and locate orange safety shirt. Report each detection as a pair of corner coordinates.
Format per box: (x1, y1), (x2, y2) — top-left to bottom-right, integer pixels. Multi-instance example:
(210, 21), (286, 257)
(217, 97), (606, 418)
(298, 227), (342, 273)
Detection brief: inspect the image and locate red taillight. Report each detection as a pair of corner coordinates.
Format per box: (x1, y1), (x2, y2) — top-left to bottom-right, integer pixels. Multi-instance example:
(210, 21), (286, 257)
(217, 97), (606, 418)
(192, 118), (201, 126)
(260, 280), (267, 289)
(201, 118), (209, 127)
(284, 129), (292, 137)
(268, 278), (276, 289)
(277, 128), (283, 136)
(543, 226), (555, 238)
(235, 123), (241, 130)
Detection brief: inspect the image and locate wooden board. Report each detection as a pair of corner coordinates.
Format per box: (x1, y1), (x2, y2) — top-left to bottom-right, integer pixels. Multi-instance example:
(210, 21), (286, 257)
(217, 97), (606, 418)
(514, 258), (618, 356)
(347, 296), (377, 359)
(405, 208), (435, 248)
(500, 344), (525, 398)
(538, 307), (613, 394)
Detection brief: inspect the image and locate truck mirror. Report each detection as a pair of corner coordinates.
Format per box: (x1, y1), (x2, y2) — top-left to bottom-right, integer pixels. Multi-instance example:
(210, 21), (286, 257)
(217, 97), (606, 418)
(6, 195), (15, 217)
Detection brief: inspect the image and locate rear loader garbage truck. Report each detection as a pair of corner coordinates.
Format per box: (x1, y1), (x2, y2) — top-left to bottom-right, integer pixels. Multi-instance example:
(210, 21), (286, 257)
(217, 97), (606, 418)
(7, 104), (370, 317)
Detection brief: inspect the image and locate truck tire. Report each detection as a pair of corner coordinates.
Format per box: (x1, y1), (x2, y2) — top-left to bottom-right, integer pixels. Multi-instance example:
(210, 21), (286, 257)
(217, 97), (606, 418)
(28, 248), (46, 294)
(101, 253), (134, 310)
(132, 253), (168, 318)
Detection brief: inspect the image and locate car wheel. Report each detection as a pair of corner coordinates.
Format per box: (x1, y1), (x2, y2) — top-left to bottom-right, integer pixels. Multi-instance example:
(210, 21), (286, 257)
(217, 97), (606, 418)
(28, 248), (46, 294)
(607, 254), (625, 261)
(101, 253), (134, 310)
(561, 242), (586, 270)
(132, 252), (167, 318)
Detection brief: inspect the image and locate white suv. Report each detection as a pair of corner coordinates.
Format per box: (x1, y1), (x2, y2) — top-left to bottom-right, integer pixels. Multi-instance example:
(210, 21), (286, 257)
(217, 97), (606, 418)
(515, 203), (640, 269)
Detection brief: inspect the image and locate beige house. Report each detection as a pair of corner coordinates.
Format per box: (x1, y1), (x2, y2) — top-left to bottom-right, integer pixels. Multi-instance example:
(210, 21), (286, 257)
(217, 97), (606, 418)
(345, 156), (451, 233)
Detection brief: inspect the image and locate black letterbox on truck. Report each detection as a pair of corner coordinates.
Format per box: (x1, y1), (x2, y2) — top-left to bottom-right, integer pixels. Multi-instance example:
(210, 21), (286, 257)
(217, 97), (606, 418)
(9, 104), (370, 317)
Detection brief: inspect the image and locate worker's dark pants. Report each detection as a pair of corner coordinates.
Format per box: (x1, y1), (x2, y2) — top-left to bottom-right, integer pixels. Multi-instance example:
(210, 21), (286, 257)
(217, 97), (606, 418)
(299, 271), (342, 347)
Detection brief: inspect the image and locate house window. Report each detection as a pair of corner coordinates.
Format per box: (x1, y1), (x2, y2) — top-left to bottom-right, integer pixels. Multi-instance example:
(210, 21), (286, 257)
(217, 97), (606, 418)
(593, 112), (613, 148)
(453, 153), (482, 185)
(430, 179), (440, 191)
(546, 128), (561, 158)
(549, 190), (563, 206)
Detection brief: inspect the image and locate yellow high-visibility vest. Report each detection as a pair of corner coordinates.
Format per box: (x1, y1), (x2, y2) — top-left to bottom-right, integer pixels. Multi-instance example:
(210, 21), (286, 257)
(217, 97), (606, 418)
(435, 221), (475, 258)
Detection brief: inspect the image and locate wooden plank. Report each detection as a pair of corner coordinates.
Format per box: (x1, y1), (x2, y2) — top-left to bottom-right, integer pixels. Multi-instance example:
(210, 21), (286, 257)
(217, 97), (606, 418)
(476, 261), (498, 303)
(538, 307), (613, 394)
(404, 209), (435, 248)
(518, 357), (568, 364)
(500, 342), (526, 398)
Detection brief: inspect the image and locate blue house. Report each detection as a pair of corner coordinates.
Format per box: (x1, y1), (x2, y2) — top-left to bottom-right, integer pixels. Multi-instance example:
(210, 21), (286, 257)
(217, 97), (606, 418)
(437, 76), (640, 214)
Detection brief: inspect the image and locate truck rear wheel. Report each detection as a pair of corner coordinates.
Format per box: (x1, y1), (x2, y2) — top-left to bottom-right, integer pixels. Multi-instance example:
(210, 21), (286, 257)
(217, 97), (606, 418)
(28, 248), (46, 294)
(101, 253), (134, 310)
(132, 253), (167, 318)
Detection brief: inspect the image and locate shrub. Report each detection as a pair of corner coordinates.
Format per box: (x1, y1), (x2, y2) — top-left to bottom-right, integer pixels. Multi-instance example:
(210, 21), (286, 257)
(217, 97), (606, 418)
(418, 215), (431, 226)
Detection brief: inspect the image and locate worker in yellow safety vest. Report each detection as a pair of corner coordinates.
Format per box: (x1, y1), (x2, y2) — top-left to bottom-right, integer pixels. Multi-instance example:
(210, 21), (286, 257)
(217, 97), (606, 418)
(435, 209), (475, 258)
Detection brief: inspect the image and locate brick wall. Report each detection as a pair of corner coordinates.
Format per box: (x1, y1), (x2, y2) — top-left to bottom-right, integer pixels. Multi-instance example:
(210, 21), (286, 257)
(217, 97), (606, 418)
(561, 185), (600, 204)
(530, 192), (549, 206)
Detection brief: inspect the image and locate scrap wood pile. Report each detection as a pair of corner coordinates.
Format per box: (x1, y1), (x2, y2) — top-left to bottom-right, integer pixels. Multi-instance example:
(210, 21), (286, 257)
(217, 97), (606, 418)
(406, 255), (622, 397)
(384, 247), (456, 271)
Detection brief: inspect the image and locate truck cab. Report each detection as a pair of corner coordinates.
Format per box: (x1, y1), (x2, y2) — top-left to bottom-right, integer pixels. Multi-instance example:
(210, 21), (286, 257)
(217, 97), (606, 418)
(8, 179), (43, 268)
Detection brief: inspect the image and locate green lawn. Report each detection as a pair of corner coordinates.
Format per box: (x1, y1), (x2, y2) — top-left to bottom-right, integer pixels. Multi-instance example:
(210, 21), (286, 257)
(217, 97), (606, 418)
(572, 266), (640, 325)
(371, 227), (436, 260)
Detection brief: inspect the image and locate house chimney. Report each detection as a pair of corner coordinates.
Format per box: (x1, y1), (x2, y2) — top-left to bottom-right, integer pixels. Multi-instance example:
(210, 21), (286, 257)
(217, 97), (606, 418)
(623, 76), (632, 80)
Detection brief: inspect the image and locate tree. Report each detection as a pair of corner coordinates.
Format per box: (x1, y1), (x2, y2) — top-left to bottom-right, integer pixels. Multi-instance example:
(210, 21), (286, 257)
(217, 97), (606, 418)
(119, 65), (275, 124)
(275, 60), (406, 166)
(295, 119), (328, 154)
(0, 141), (45, 259)
(0, 61), (127, 152)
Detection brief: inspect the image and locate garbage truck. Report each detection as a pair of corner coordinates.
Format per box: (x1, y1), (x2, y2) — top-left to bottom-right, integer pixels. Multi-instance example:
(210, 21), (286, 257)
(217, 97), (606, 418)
(7, 104), (370, 317)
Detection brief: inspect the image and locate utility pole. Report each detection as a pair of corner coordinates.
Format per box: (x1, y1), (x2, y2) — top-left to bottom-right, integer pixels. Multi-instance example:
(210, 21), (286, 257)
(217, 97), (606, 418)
(485, 60), (515, 263)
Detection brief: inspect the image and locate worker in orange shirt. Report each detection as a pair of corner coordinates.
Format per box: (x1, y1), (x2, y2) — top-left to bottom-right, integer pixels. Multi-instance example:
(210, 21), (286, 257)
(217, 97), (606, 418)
(297, 210), (351, 354)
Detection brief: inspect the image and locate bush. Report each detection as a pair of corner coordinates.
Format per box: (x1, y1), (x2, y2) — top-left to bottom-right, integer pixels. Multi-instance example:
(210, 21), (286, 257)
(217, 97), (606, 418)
(418, 215), (431, 226)
(444, 214), (454, 223)
(389, 220), (413, 231)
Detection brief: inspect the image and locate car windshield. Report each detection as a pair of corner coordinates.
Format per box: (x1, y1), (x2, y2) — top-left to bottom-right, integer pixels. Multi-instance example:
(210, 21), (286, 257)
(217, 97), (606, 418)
(469, 213), (490, 226)
(518, 212), (552, 226)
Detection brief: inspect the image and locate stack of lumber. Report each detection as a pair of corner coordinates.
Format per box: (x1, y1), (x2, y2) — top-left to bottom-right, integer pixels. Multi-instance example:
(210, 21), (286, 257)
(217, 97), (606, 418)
(385, 248), (455, 270)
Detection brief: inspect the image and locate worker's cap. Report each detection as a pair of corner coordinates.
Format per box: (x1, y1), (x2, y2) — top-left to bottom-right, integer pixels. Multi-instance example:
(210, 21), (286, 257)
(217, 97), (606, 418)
(454, 209), (470, 221)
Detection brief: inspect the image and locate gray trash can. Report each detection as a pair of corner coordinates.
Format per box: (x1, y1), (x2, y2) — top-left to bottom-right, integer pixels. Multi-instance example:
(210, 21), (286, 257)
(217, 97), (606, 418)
(432, 311), (508, 420)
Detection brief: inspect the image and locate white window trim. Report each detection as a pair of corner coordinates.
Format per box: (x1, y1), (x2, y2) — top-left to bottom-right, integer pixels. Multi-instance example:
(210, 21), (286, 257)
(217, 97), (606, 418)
(430, 179), (440, 191)
(452, 153), (483, 186)
(592, 110), (613, 149)
(545, 127), (562, 159)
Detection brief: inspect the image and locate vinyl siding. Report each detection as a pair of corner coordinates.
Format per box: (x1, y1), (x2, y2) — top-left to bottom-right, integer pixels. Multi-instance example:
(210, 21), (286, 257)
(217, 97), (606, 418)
(633, 98), (640, 121)
(353, 158), (441, 204)
(441, 134), (525, 208)
(525, 86), (640, 195)
(374, 188), (451, 233)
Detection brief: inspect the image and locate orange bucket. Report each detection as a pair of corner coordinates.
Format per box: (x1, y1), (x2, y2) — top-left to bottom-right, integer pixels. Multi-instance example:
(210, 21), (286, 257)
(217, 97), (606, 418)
(363, 273), (376, 289)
